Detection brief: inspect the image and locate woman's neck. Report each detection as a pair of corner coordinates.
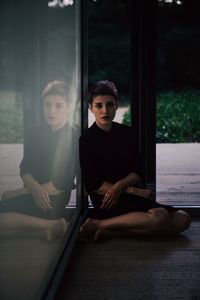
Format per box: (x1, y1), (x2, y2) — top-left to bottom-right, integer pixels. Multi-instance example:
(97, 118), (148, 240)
(95, 121), (112, 132)
(50, 120), (67, 132)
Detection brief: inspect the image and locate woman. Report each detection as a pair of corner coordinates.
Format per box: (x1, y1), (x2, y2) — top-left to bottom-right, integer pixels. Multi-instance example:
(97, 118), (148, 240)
(0, 81), (76, 241)
(79, 80), (191, 241)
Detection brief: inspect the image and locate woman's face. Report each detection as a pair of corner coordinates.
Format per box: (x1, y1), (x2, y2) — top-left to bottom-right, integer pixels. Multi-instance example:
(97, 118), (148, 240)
(43, 95), (69, 131)
(90, 95), (118, 131)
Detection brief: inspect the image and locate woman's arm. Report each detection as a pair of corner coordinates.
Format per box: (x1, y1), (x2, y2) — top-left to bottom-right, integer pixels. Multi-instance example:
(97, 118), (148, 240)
(95, 172), (140, 195)
(22, 174), (63, 194)
(1, 181), (64, 202)
(125, 186), (155, 201)
(95, 172), (154, 210)
(1, 187), (30, 200)
(41, 182), (64, 195)
(95, 172), (140, 210)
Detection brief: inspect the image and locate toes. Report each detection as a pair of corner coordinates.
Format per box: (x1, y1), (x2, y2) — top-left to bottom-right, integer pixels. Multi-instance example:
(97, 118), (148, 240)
(79, 218), (96, 241)
(94, 229), (101, 242)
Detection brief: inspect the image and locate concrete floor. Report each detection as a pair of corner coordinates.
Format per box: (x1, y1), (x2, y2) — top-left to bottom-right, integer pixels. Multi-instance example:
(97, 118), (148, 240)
(156, 143), (200, 206)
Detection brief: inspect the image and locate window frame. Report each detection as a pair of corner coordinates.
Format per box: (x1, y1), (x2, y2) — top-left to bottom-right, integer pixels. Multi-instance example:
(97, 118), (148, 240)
(42, 0), (89, 299)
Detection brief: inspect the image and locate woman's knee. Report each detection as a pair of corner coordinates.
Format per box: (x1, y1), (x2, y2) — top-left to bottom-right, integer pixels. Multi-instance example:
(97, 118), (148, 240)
(148, 208), (170, 232)
(172, 210), (191, 233)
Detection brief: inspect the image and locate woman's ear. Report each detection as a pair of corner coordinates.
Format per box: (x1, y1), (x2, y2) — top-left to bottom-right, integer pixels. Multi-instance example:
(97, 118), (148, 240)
(68, 103), (72, 112)
(89, 104), (93, 112)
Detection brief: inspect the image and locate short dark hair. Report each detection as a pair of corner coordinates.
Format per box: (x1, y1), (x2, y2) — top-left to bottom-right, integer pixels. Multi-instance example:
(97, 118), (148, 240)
(88, 80), (119, 105)
(42, 81), (69, 103)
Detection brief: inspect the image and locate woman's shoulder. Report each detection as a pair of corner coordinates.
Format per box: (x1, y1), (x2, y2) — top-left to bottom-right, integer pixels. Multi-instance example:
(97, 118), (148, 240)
(80, 124), (105, 152)
(80, 123), (98, 140)
(112, 122), (136, 143)
(112, 122), (132, 133)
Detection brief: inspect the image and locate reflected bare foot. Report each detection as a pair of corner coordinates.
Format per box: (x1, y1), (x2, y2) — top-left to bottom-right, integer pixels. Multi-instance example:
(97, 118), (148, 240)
(46, 218), (68, 242)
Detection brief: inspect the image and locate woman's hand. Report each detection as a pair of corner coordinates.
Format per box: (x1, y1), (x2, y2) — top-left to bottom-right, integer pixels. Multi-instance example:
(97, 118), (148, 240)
(100, 182), (125, 210)
(30, 183), (52, 210)
(21, 173), (52, 210)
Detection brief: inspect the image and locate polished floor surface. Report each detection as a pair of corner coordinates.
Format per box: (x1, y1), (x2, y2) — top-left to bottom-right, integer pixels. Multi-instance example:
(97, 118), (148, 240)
(56, 219), (200, 300)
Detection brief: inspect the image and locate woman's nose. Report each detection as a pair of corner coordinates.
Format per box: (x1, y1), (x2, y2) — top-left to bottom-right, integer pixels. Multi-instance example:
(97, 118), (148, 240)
(49, 105), (56, 114)
(102, 105), (108, 113)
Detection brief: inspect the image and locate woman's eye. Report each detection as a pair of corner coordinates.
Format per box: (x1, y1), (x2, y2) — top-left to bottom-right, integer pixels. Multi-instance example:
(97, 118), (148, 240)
(56, 103), (62, 109)
(107, 102), (115, 107)
(95, 104), (103, 109)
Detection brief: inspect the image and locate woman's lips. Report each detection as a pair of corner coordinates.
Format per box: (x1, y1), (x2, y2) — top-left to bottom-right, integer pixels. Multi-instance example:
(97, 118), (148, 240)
(101, 116), (110, 120)
(48, 117), (57, 121)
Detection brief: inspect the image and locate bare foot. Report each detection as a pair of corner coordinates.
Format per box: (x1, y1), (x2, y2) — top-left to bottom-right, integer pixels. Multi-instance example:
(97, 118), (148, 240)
(93, 228), (106, 241)
(46, 218), (68, 242)
(79, 219), (129, 242)
(79, 218), (101, 242)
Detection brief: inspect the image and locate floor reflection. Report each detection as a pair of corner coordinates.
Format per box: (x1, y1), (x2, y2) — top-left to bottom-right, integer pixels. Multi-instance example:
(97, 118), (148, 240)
(0, 144), (77, 300)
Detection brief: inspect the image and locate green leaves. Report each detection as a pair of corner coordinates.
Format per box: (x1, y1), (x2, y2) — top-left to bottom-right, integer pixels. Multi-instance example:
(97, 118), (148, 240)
(156, 90), (200, 143)
(0, 91), (23, 143)
(122, 90), (200, 143)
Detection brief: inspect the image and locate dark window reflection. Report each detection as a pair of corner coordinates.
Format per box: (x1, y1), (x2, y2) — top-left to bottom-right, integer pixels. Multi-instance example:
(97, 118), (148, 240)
(0, 1), (80, 300)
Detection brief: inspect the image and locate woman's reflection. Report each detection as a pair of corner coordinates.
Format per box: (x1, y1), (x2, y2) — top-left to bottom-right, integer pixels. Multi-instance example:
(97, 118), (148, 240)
(0, 81), (76, 241)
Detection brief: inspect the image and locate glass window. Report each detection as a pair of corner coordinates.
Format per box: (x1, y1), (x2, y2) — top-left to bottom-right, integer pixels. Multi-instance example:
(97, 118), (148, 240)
(88, 0), (131, 127)
(156, 0), (200, 206)
(0, 1), (81, 299)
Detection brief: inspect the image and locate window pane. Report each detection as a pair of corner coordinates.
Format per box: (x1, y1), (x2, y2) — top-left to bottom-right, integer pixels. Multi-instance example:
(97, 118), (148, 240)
(0, 1), (81, 299)
(156, 0), (200, 206)
(88, 0), (131, 127)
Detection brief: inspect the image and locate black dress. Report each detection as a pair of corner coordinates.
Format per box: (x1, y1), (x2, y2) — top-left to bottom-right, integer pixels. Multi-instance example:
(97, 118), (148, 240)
(0, 123), (77, 219)
(79, 122), (175, 219)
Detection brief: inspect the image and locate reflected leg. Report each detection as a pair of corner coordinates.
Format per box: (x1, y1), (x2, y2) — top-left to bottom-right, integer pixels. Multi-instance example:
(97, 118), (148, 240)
(0, 212), (68, 241)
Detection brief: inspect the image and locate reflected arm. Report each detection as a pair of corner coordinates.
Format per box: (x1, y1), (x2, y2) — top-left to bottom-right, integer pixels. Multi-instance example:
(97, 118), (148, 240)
(2, 174), (64, 206)
(21, 173), (63, 195)
(41, 181), (64, 195)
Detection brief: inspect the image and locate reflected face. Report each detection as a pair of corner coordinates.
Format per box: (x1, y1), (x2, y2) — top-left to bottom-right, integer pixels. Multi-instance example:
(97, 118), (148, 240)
(90, 95), (118, 131)
(43, 95), (69, 131)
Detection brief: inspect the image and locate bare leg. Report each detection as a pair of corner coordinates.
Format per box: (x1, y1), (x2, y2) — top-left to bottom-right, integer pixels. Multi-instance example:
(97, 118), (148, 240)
(80, 208), (191, 241)
(0, 212), (68, 242)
